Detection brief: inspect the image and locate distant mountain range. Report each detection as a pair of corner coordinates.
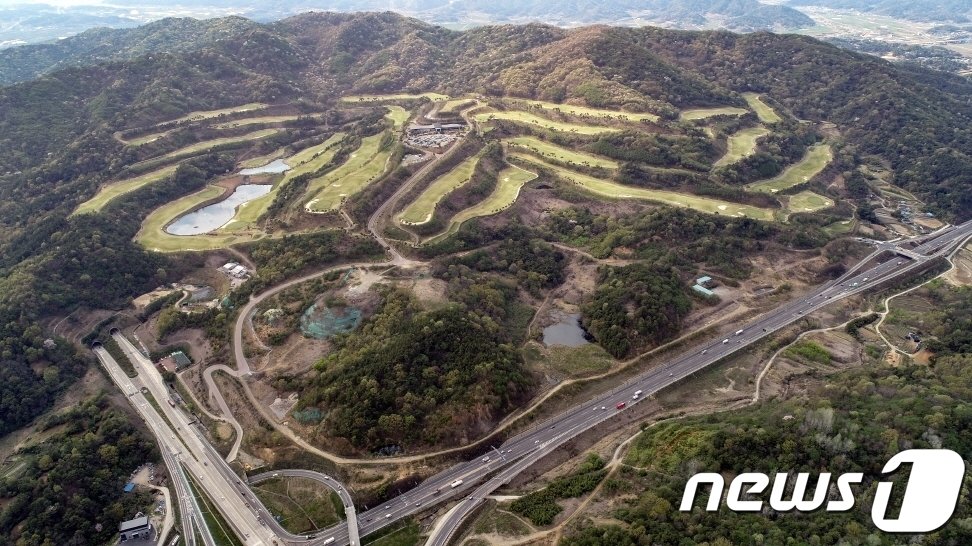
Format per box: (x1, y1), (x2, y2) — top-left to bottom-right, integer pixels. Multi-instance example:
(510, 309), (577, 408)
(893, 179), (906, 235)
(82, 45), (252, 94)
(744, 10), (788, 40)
(0, 17), (258, 85)
(784, 0), (972, 23)
(0, 1), (815, 48)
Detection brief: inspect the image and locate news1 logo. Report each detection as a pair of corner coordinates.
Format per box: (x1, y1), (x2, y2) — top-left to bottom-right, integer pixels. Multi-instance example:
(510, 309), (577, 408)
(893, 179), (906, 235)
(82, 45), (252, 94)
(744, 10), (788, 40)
(680, 449), (966, 533)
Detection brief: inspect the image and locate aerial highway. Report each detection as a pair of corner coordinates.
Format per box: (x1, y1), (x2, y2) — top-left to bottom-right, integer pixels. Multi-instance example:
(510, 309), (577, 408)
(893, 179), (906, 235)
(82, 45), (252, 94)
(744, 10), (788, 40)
(112, 332), (303, 546)
(308, 220), (972, 546)
(97, 219), (971, 546)
(248, 469), (360, 545)
(92, 345), (209, 546)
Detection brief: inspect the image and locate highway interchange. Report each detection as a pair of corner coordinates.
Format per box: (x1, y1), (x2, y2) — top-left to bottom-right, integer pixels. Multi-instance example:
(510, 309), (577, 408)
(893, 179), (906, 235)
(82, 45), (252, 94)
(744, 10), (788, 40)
(96, 218), (972, 546)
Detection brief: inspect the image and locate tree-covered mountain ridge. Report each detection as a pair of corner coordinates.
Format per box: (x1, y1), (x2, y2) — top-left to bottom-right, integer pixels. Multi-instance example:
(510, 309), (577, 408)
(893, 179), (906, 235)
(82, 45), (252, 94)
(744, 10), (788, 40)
(2, 10), (971, 229)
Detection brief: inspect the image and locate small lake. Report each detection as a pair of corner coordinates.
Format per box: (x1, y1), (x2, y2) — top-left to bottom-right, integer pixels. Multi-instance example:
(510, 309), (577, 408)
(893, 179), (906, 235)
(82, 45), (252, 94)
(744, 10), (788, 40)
(239, 158), (291, 176)
(542, 313), (591, 347)
(165, 184), (272, 235)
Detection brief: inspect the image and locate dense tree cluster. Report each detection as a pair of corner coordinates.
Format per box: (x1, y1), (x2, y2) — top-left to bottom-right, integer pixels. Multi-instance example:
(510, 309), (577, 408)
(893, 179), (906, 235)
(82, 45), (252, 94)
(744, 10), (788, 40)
(564, 355), (972, 545)
(0, 396), (158, 545)
(298, 286), (534, 450)
(511, 453), (607, 526)
(581, 263), (693, 358)
(434, 237), (567, 297)
(544, 207), (796, 278)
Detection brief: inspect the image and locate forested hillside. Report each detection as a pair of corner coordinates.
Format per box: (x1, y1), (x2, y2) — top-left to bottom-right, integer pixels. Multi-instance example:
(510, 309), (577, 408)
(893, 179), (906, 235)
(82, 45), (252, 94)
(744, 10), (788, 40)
(0, 17), (258, 85)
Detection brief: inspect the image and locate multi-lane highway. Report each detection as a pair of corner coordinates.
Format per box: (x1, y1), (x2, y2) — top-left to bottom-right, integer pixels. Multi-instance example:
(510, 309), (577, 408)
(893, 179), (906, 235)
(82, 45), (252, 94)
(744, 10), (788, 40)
(248, 469), (360, 544)
(93, 345), (206, 546)
(98, 219), (971, 546)
(308, 220), (972, 546)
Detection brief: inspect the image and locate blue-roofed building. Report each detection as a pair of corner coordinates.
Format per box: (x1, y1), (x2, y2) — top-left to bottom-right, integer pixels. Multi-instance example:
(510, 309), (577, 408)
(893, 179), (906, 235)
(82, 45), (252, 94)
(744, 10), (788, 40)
(123, 482), (135, 493)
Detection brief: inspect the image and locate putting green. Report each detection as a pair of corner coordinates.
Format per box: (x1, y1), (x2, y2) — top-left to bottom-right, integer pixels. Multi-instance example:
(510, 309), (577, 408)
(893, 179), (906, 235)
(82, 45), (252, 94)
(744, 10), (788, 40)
(680, 106), (749, 121)
(504, 136), (618, 170)
(713, 126), (771, 168)
(341, 93), (449, 103)
(424, 164), (538, 245)
(398, 155), (480, 225)
(74, 164), (179, 215)
(742, 93), (781, 124)
(515, 100), (659, 123)
(473, 110), (619, 135)
(788, 190), (834, 212)
(513, 153), (775, 221)
(214, 113), (323, 129)
(747, 143), (833, 193)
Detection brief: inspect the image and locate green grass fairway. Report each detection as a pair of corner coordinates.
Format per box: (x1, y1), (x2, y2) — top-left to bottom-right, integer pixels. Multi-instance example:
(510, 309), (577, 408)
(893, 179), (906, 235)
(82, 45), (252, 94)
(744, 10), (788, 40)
(73, 164), (179, 215)
(398, 155), (480, 225)
(424, 165), (537, 244)
(788, 190), (834, 212)
(713, 126), (770, 168)
(523, 100), (658, 122)
(742, 93), (782, 123)
(304, 133), (391, 212)
(505, 136), (618, 170)
(117, 128), (175, 146)
(341, 92), (449, 103)
(514, 154), (775, 221)
(473, 110), (619, 135)
(213, 113), (322, 129)
(142, 128), (283, 167)
(136, 185), (264, 251)
(441, 98), (478, 114)
(159, 102), (268, 126)
(747, 144), (834, 193)
(680, 106), (749, 121)
(286, 133), (346, 172)
(517, 99), (659, 123)
(222, 133), (348, 230)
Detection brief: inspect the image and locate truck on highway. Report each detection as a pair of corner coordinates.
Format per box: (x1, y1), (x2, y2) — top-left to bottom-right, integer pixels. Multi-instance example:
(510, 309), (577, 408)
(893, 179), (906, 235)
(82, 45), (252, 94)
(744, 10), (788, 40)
(735, 329), (744, 336)
(451, 479), (463, 488)
(633, 390), (643, 400)
(616, 402), (626, 410)
(322, 538), (335, 545)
